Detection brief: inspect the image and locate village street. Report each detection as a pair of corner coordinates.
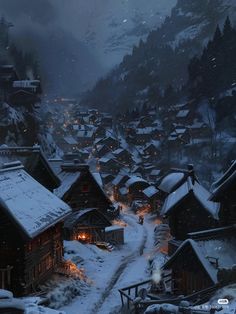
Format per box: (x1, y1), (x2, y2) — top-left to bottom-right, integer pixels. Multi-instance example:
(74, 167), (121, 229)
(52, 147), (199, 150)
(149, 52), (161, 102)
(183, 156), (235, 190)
(61, 210), (157, 314)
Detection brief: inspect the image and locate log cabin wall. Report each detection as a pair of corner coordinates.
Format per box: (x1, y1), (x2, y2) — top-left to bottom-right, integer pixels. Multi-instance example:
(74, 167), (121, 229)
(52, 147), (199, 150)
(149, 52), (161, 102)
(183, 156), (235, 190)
(0, 206), (64, 296)
(167, 246), (213, 295)
(0, 208), (25, 295)
(65, 172), (111, 213)
(169, 196), (218, 240)
(23, 223), (64, 295)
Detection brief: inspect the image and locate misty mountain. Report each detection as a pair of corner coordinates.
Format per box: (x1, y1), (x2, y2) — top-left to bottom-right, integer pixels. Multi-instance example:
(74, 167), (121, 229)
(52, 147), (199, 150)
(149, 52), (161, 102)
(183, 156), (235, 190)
(80, 0), (236, 112)
(0, 0), (175, 97)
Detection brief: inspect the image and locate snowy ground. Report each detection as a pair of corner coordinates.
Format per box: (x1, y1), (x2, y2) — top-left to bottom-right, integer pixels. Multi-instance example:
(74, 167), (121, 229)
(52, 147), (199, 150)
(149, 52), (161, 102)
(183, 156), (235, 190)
(59, 210), (157, 314)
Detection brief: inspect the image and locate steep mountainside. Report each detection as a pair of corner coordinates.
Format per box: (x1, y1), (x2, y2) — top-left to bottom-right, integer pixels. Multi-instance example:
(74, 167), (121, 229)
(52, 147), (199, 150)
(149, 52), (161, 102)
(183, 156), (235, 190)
(81, 0), (236, 112)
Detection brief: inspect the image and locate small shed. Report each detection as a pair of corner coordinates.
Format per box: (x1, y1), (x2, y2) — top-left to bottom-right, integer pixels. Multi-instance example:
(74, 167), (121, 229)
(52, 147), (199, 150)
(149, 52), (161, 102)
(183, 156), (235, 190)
(105, 226), (124, 245)
(126, 176), (149, 204)
(64, 208), (111, 242)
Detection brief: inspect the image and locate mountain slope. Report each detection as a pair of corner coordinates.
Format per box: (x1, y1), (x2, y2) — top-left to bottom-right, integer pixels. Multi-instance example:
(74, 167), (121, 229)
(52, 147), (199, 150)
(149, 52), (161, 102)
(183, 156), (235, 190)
(80, 0), (236, 112)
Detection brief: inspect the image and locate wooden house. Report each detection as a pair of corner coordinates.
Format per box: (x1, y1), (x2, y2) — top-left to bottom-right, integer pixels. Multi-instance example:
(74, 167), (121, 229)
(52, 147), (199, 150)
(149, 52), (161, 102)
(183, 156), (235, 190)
(94, 125), (106, 138)
(61, 135), (78, 152)
(210, 161), (236, 225)
(77, 130), (94, 148)
(142, 186), (161, 212)
(112, 148), (133, 165)
(10, 80), (41, 109)
(64, 208), (111, 242)
(143, 142), (160, 161)
(112, 174), (130, 202)
(125, 176), (150, 204)
(96, 136), (119, 151)
(160, 177), (220, 241)
(0, 164), (71, 296)
(95, 144), (111, 159)
(100, 115), (113, 128)
(98, 156), (120, 175)
(0, 146), (60, 191)
(53, 162), (118, 219)
(162, 233), (236, 295)
(149, 169), (161, 182)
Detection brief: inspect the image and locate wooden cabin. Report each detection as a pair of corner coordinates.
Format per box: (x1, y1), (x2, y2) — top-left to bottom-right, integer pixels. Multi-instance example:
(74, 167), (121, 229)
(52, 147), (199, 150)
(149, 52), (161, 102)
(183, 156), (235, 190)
(0, 146), (60, 191)
(142, 186), (161, 212)
(161, 177), (220, 241)
(53, 162), (118, 219)
(162, 234), (236, 295)
(10, 80), (42, 109)
(0, 164), (71, 296)
(64, 208), (111, 242)
(210, 161), (236, 225)
(99, 156), (120, 175)
(112, 174), (130, 202)
(95, 144), (111, 159)
(112, 148), (133, 166)
(96, 136), (119, 151)
(125, 176), (150, 204)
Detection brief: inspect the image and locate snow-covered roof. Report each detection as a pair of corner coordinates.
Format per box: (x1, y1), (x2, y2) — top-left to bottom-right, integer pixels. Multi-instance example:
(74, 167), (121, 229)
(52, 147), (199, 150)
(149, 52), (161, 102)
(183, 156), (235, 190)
(0, 166), (71, 239)
(92, 172), (103, 188)
(112, 174), (128, 186)
(112, 148), (126, 155)
(64, 208), (110, 229)
(54, 170), (81, 198)
(163, 237), (236, 284)
(105, 225), (123, 232)
(150, 169), (161, 176)
(13, 80), (40, 91)
(176, 109), (189, 118)
(211, 161), (236, 201)
(119, 187), (128, 195)
(158, 172), (184, 193)
(125, 176), (146, 188)
(143, 186), (159, 198)
(161, 178), (220, 219)
(63, 136), (78, 145)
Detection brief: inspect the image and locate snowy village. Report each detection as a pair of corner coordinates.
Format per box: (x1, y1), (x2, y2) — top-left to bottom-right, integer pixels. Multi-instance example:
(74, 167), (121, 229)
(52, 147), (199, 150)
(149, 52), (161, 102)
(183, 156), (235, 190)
(0, 1), (236, 314)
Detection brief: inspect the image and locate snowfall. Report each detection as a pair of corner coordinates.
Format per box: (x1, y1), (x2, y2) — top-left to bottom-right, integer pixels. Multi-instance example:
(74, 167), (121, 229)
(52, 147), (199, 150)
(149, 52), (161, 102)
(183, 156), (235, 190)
(7, 208), (236, 314)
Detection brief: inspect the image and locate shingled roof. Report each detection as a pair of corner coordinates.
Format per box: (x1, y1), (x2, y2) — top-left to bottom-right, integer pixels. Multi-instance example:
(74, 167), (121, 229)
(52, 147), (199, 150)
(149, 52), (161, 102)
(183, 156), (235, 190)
(0, 164), (71, 239)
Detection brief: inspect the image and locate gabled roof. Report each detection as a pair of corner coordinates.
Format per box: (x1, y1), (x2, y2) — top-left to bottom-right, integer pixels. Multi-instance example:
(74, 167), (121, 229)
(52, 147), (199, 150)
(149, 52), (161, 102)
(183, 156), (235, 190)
(161, 177), (220, 219)
(210, 161), (236, 201)
(64, 208), (111, 229)
(163, 237), (236, 284)
(143, 186), (159, 198)
(0, 146), (60, 189)
(0, 165), (71, 239)
(125, 176), (147, 188)
(158, 172), (185, 193)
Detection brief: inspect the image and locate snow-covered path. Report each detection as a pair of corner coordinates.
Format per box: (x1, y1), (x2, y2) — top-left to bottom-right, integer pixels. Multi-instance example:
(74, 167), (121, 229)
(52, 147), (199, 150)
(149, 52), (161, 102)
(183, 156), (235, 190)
(61, 211), (156, 314)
